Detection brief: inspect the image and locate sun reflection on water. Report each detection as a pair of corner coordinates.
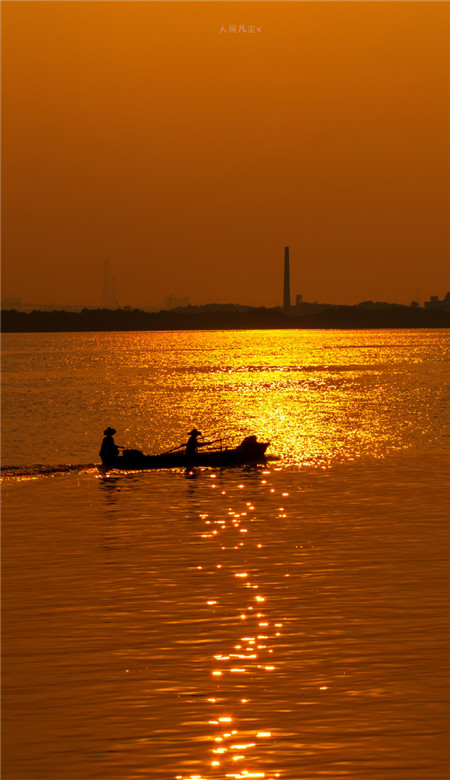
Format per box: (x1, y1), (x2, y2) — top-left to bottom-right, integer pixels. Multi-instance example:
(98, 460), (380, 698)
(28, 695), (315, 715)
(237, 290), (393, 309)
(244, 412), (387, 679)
(174, 473), (288, 780)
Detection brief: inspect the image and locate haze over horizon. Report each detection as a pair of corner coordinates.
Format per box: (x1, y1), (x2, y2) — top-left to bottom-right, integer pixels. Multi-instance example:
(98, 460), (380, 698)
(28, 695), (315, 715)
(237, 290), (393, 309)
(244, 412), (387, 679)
(2, 1), (449, 309)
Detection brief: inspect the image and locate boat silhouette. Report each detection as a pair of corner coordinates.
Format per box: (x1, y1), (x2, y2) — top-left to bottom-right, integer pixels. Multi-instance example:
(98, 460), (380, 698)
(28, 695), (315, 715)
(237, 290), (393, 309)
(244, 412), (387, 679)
(100, 435), (269, 470)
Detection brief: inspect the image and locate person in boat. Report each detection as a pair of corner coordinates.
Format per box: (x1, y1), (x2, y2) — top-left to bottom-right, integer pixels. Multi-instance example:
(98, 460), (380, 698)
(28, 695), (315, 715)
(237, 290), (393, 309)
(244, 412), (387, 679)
(99, 427), (120, 464)
(185, 428), (203, 457)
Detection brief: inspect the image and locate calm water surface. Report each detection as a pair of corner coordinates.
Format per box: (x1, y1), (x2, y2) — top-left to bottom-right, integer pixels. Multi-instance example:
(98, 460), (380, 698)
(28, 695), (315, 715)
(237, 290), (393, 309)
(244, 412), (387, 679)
(2, 330), (449, 779)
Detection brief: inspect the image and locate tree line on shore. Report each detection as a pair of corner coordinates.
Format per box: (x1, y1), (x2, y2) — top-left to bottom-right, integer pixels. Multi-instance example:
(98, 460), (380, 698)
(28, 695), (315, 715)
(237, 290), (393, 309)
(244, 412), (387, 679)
(2, 305), (450, 332)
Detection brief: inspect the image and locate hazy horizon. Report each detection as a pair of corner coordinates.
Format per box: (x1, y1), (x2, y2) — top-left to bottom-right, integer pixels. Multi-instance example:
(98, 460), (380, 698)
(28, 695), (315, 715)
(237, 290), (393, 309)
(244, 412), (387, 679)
(3, 284), (448, 312)
(2, 255), (449, 311)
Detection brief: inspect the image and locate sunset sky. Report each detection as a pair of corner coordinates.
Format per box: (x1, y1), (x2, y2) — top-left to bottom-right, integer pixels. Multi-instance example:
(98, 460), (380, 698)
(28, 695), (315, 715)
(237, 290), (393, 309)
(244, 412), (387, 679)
(2, 1), (449, 309)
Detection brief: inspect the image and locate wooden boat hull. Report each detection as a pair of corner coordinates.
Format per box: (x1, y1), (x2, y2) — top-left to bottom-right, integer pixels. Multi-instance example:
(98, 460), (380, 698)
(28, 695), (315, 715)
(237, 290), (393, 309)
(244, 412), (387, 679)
(101, 441), (269, 470)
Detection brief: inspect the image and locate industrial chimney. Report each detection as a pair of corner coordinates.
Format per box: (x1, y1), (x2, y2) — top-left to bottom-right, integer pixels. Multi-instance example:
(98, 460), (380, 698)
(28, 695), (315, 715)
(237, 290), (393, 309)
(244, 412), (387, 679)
(283, 246), (291, 308)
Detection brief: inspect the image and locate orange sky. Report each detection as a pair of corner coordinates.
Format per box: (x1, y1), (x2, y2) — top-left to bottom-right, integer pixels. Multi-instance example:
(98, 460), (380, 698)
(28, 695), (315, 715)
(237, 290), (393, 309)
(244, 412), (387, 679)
(2, 1), (449, 308)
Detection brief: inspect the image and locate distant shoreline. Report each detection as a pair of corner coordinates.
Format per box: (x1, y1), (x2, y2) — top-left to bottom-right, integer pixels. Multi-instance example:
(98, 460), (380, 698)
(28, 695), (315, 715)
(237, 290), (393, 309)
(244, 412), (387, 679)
(2, 306), (450, 332)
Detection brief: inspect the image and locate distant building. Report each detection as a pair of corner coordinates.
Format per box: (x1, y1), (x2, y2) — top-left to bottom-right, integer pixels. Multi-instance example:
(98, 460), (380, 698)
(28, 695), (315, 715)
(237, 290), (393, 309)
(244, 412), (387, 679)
(295, 294), (303, 306)
(424, 292), (450, 310)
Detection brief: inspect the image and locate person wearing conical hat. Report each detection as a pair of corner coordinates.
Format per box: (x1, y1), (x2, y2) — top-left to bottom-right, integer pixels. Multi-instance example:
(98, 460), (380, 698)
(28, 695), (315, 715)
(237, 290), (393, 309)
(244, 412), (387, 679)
(186, 428), (202, 457)
(99, 427), (120, 464)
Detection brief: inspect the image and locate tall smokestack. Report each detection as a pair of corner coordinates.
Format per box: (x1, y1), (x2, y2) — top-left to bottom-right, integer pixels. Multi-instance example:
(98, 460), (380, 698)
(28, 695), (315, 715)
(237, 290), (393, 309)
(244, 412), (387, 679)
(283, 246), (290, 308)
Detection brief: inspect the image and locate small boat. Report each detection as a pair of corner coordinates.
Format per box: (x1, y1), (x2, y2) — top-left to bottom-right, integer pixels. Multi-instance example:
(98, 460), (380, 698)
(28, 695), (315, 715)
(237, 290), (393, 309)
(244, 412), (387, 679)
(101, 436), (270, 470)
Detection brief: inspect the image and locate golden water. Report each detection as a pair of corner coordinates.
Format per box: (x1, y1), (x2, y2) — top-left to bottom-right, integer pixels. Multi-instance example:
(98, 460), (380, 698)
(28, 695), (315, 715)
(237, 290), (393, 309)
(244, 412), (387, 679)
(2, 330), (449, 779)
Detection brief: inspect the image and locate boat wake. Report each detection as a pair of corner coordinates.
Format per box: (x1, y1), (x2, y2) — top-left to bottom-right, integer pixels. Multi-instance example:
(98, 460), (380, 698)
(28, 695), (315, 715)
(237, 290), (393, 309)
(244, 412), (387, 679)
(1, 464), (98, 480)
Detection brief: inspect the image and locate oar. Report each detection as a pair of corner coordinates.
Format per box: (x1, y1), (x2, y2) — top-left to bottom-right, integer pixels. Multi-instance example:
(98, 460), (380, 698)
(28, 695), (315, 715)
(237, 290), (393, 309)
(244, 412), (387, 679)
(201, 431), (242, 445)
(161, 437), (221, 455)
(197, 437), (224, 448)
(159, 431), (243, 457)
(198, 434), (244, 451)
(158, 441), (188, 456)
(212, 434), (242, 445)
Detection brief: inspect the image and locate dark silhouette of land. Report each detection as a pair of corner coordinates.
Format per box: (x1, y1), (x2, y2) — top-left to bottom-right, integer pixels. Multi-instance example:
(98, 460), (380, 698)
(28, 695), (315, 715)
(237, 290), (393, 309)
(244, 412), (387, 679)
(2, 302), (450, 332)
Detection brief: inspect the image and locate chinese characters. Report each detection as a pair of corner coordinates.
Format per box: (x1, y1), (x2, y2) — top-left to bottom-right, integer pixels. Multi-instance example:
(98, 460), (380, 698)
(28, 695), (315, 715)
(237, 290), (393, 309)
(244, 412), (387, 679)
(219, 24), (262, 34)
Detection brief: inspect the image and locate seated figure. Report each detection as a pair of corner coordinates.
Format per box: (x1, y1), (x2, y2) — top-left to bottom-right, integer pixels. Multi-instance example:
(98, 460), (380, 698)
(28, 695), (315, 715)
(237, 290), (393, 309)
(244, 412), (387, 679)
(99, 427), (120, 464)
